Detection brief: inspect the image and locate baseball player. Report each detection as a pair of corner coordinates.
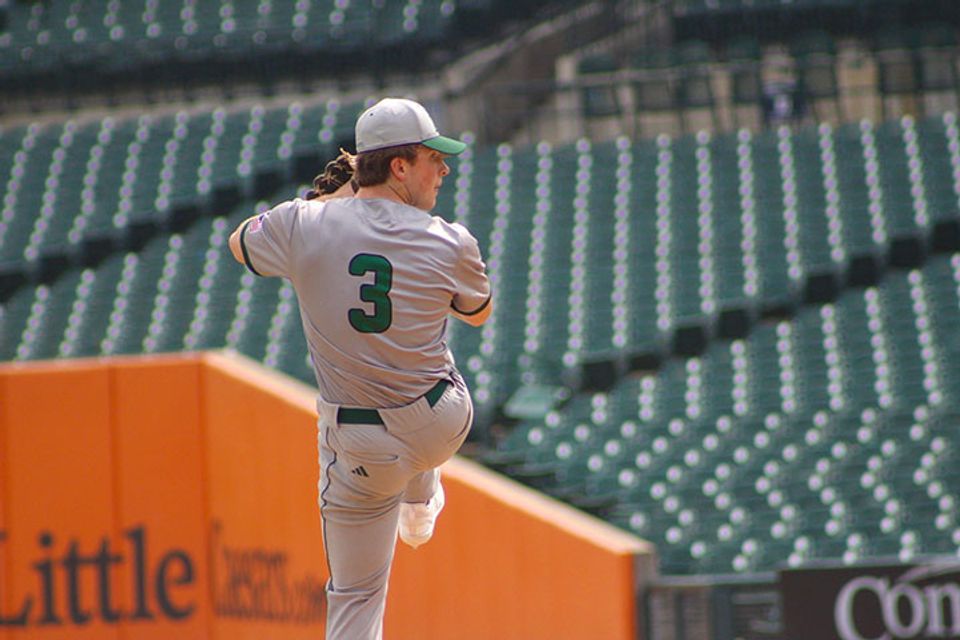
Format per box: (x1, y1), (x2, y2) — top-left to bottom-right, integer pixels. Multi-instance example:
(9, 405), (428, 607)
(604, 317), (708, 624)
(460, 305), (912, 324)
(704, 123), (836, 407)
(228, 97), (492, 640)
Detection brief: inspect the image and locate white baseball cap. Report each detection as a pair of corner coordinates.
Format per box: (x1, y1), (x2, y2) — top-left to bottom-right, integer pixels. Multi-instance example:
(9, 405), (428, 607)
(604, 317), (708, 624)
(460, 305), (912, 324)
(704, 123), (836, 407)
(355, 97), (466, 155)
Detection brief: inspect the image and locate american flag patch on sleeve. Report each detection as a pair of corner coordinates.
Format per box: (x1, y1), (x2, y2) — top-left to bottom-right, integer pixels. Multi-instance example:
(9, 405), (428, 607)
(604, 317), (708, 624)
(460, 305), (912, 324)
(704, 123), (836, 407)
(248, 214), (265, 233)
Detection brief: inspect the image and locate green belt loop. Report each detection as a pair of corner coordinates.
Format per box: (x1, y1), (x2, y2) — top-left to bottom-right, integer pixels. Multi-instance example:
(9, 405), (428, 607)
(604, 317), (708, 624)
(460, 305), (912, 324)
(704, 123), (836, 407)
(424, 379), (451, 408)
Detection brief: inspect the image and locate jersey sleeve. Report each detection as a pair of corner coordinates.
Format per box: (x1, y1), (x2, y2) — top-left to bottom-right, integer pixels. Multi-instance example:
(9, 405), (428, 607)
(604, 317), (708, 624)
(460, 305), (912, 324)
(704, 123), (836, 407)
(238, 200), (299, 278)
(450, 223), (491, 316)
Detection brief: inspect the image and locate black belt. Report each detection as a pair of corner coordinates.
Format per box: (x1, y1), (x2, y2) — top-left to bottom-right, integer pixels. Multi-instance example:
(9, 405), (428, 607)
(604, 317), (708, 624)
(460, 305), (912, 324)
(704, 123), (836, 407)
(337, 380), (451, 425)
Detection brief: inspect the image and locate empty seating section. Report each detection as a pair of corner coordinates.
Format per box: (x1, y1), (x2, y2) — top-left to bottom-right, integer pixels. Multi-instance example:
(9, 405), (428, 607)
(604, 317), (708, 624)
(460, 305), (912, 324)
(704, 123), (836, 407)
(0, 190), (307, 370)
(450, 118), (960, 392)
(873, 118), (928, 238)
(0, 0), (464, 77)
(540, 143), (576, 368)
(581, 17), (960, 144)
(6, 108), (957, 388)
(673, 0), (918, 16)
(711, 133), (750, 306)
(0, 99), (359, 275)
(748, 130), (798, 299)
(3, 104), (960, 575)
(491, 254), (960, 573)
(917, 112), (960, 222)
(627, 138), (666, 346)
(0, 122), (56, 264)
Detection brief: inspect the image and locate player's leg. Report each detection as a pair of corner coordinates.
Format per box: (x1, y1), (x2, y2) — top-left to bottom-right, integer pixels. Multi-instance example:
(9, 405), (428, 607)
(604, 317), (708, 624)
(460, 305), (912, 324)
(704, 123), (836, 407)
(399, 468), (444, 548)
(391, 376), (474, 548)
(318, 421), (408, 640)
(403, 467), (440, 503)
(321, 497), (399, 640)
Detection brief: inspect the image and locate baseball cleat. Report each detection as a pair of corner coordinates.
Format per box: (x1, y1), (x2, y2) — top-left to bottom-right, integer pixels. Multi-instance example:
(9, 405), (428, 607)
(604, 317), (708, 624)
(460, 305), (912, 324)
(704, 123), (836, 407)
(399, 483), (445, 549)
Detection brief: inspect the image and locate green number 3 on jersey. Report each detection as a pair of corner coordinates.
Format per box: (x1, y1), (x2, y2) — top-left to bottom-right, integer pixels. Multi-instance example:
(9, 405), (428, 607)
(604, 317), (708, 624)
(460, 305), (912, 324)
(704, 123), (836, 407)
(348, 253), (393, 333)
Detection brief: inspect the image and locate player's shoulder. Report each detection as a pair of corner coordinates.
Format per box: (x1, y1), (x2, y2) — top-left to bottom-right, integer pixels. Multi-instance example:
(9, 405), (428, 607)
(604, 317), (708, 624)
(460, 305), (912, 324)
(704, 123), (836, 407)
(277, 196), (334, 221)
(254, 198), (338, 237)
(259, 197), (303, 220)
(429, 215), (477, 246)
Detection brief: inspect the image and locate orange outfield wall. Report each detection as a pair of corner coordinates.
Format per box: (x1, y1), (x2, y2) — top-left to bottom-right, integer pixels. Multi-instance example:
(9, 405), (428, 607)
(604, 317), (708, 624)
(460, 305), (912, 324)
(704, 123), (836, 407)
(0, 351), (655, 639)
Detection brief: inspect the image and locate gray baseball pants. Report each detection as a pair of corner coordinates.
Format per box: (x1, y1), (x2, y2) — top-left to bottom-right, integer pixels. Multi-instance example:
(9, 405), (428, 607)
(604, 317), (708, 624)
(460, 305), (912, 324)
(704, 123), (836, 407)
(316, 371), (473, 640)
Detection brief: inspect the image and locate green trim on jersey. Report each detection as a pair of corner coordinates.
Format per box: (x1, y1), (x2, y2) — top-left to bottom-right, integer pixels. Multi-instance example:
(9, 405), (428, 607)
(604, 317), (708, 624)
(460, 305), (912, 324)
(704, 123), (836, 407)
(239, 219), (262, 277)
(452, 293), (491, 316)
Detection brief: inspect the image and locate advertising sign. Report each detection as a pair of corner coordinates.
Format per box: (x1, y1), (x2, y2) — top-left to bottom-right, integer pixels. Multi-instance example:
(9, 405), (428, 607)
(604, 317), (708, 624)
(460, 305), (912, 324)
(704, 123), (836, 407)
(781, 561), (960, 640)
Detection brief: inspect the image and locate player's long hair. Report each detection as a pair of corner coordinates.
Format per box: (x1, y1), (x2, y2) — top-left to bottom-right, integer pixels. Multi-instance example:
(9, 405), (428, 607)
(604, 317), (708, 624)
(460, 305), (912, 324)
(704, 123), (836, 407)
(305, 144), (423, 197)
(305, 149), (357, 199)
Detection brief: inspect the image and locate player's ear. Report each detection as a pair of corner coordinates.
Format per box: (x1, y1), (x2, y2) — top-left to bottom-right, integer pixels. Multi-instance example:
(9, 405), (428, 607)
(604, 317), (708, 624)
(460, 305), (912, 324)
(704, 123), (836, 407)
(390, 156), (408, 181)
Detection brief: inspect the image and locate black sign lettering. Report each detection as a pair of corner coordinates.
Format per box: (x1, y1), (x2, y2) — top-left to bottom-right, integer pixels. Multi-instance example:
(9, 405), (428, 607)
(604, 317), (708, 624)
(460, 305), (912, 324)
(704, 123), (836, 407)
(0, 522), (323, 628)
(33, 532), (61, 625)
(62, 541), (92, 625)
(94, 538), (123, 622)
(0, 526), (197, 627)
(209, 520), (326, 623)
(0, 531), (31, 626)
(156, 551), (195, 620)
(125, 526), (154, 621)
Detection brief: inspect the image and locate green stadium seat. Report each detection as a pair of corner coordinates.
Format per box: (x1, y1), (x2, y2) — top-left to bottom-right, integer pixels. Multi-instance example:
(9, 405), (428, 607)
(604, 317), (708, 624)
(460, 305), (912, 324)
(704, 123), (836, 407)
(164, 110), (215, 210)
(55, 268), (98, 358)
(874, 117), (931, 242)
(748, 129), (802, 306)
(182, 216), (232, 351)
(23, 121), (100, 258)
(126, 113), (177, 227)
(0, 122), (60, 264)
(141, 230), (200, 354)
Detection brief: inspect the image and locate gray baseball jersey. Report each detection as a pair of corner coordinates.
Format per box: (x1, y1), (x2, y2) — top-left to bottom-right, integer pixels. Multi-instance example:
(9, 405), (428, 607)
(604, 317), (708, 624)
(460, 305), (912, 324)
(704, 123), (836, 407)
(238, 196), (490, 408)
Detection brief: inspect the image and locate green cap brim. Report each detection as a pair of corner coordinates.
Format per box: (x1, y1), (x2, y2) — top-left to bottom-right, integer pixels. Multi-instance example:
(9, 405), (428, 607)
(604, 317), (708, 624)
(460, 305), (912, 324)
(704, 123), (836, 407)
(422, 135), (467, 155)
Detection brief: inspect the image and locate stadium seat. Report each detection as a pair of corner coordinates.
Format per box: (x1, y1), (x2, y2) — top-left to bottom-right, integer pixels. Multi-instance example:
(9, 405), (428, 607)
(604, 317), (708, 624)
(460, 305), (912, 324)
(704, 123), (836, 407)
(183, 216), (232, 351)
(747, 128), (802, 309)
(0, 121), (62, 264)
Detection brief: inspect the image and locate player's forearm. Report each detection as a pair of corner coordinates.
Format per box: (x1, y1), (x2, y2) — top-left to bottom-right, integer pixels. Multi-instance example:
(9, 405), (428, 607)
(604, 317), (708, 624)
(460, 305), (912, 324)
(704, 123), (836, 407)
(450, 297), (493, 327)
(228, 216), (259, 264)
